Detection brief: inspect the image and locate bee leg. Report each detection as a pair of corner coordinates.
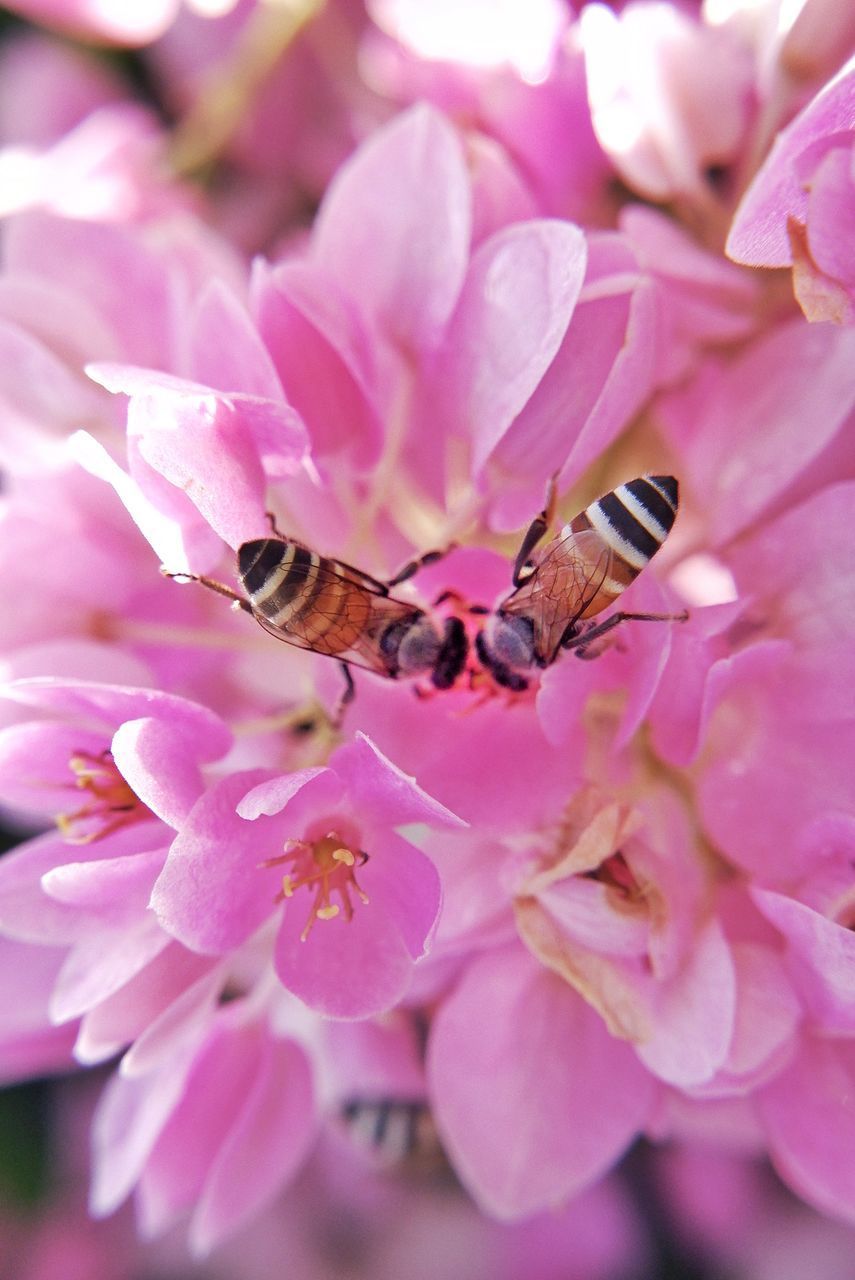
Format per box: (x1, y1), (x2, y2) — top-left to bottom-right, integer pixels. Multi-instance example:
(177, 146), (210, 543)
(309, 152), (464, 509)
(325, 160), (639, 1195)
(432, 589), (490, 618)
(161, 568), (254, 614)
(563, 609), (689, 658)
(331, 663), (356, 728)
(512, 475), (558, 587)
(385, 545), (458, 589)
(264, 511), (290, 539)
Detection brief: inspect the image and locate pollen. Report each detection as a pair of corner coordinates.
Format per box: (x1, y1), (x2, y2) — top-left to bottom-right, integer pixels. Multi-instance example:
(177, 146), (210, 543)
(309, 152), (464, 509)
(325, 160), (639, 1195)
(259, 831), (370, 942)
(55, 750), (144, 844)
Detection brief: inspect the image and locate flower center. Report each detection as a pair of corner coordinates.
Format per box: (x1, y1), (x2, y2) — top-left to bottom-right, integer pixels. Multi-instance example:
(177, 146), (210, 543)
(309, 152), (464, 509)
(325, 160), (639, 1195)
(582, 850), (644, 903)
(55, 750), (144, 844)
(260, 831), (369, 942)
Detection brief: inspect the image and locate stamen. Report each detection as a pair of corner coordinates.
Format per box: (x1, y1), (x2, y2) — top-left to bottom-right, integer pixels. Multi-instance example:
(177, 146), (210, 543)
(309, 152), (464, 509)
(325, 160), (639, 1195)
(55, 750), (145, 844)
(260, 831), (370, 940)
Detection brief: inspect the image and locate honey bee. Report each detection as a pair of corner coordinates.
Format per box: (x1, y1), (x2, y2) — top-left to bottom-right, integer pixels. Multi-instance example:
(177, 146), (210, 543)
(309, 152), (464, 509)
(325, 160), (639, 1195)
(475, 475), (685, 691)
(338, 1097), (446, 1174)
(166, 521), (467, 712)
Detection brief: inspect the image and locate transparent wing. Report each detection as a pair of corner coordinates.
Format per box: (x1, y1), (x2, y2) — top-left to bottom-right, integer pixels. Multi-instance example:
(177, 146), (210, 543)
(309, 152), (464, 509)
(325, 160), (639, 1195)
(250, 558), (420, 678)
(499, 528), (613, 663)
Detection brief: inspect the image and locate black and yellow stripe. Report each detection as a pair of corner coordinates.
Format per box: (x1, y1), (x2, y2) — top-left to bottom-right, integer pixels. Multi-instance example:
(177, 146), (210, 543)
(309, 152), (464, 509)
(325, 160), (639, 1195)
(238, 539), (370, 655)
(579, 475), (676, 570)
(563, 474), (678, 612)
(586, 475), (676, 566)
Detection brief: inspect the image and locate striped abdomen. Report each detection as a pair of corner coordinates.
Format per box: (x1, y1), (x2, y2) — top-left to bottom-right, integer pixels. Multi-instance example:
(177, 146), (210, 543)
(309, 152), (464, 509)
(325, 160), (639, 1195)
(571, 474), (678, 618)
(238, 539), (372, 656)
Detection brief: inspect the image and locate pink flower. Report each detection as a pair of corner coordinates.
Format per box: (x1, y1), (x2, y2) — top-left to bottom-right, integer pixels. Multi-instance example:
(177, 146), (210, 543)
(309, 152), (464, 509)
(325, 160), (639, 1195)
(1, 10), (855, 1262)
(580, 2), (754, 207)
(429, 945), (656, 1218)
(152, 733), (459, 1019)
(728, 56), (855, 321)
(1, 0), (198, 46)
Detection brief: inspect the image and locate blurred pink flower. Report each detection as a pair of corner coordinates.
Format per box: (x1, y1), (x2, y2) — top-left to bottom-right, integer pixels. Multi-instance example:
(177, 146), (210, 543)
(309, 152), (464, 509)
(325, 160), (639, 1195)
(1, 0), (213, 47)
(0, 4), (854, 1265)
(728, 55), (855, 321)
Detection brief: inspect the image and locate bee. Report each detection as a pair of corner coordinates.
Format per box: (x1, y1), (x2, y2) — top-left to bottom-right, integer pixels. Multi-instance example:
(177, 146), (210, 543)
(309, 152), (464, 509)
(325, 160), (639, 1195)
(338, 1097), (446, 1174)
(476, 475), (685, 691)
(165, 521), (467, 713)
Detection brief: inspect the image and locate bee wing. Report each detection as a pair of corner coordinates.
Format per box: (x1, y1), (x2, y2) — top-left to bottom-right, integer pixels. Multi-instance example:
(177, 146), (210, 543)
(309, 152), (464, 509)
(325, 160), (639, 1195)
(250, 560), (420, 678)
(500, 527), (613, 663)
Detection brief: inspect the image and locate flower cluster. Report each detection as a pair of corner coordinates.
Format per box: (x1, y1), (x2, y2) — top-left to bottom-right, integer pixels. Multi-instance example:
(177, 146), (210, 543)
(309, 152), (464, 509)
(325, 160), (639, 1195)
(0, 0), (854, 1267)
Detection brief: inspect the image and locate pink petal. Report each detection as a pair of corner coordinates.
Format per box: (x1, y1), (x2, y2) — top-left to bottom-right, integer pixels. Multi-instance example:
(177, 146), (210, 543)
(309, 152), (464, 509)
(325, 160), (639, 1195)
(727, 481), (855, 651)
(69, 428), (221, 573)
(235, 767), (335, 821)
(5, 212), (173, 365)
(321, 1016), (426, 1098)
(120, 966), (224, 1078)
(90, 1052), (194, 1217)
(0, 721), (107, 817)
(332, 732), (467, 830)
(698, 642), (855, 880)
(660, 319), (855, 544)
(151, 769), (281, 955)
(0, 318), (105, 441)
(0, 822), (163, 945)
(805, 145), (855, 290)
(727, 60), (855, 267)
(720, 942), (801, 1084)
(111, 715), (231, 830)
(274, 894), (415, 1020)
(190, 1037), (316, 1254)
(361, 830), (441, 959)
(536, 878), (649, 957)
(75, 949), (218, 1067)
(429, 947), (654, 1218)
(136, 1018), (269, 1237)
(439, 219), (586, 474)
(0, 937), (77, 1083)
(188, 279), (284, 400)
(42, 847), (165, 916)
(752, 889), (855, 1032)
(313, 104), (471, 350)
(127, 391), (271, 551)
(635, 920), (736, 1087)
(489, 232), (649, 523)
(757, 1037), (855, 1224)
(0, 678), (230, 742)
(49, 914), (171, 1023)
(251, 260), (383, 467)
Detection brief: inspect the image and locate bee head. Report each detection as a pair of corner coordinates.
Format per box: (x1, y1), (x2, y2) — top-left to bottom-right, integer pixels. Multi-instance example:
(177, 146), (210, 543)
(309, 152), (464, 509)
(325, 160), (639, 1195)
(486, 611), (535, 672)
